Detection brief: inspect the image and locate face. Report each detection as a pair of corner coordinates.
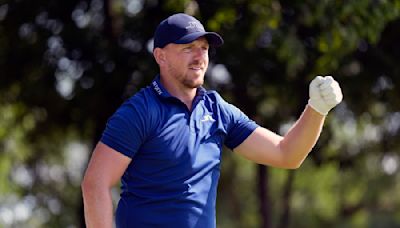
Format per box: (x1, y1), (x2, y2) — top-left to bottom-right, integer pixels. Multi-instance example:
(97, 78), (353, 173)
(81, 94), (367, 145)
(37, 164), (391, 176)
(160, 37), (209, 89)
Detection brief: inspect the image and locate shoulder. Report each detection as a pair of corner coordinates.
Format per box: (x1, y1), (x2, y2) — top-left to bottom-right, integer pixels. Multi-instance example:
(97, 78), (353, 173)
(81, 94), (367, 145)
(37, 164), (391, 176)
(204, 90), (238, 114)
(204, 90), (229, 107)
(109, 86), (158, 130)
(123, 86), (158, 112)
(123, 86), (161, 130)
(126, 86), (153, 105)
(105, 86), (160, 140)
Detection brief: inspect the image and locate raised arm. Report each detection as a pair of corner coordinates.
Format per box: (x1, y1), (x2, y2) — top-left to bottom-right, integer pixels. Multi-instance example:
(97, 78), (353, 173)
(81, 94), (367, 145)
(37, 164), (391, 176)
(234, 76), (342, 169)
(81, 142), (131, 228)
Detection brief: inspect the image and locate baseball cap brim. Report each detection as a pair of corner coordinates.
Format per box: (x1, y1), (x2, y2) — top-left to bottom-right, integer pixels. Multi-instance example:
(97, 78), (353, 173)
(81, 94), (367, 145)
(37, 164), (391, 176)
(173, 31), (224, 47)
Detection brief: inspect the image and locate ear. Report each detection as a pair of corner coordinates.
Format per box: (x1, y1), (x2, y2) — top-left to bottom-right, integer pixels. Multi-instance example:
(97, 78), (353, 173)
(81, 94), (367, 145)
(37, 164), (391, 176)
(153, 48), (166, 66)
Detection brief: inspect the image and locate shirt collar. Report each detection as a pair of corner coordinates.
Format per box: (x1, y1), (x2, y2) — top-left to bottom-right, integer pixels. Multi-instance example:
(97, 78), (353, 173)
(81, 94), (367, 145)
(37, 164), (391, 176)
(151, 75), (172, 99)
(151, 75), (207, 101)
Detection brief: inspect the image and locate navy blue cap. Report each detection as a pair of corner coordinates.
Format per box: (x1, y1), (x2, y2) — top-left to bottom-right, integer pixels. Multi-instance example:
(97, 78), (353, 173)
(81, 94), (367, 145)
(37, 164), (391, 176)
(153, 13), (224, 49)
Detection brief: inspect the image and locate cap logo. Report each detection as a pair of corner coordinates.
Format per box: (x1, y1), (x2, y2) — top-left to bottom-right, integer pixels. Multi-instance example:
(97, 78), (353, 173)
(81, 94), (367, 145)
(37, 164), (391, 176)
(153, 13), (223, 49)
(185, 21), (203, 30)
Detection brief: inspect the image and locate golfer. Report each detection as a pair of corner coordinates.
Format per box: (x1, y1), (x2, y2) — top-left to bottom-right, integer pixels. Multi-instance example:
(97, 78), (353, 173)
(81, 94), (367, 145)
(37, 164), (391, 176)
(82, 13), (343, 228)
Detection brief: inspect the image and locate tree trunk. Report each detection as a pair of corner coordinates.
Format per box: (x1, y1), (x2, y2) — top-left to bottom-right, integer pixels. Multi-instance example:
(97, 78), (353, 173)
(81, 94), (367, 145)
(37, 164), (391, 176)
(258, 165), (271, 228)
(278, 170), (295, 228)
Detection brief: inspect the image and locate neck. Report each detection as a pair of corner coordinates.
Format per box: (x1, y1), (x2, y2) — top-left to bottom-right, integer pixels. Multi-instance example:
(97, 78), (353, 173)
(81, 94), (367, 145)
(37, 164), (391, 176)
(160, 76), (197, 110)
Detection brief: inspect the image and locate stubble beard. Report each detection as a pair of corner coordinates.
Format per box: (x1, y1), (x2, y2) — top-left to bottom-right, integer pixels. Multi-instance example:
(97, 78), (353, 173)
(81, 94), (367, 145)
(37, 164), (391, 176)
(168, 64), (205, 89)
(182, 74), (204, 88)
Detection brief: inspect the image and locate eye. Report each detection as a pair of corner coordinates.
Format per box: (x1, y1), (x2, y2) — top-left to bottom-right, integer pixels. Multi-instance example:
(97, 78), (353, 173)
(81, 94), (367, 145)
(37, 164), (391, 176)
(181, 47), (192, 53)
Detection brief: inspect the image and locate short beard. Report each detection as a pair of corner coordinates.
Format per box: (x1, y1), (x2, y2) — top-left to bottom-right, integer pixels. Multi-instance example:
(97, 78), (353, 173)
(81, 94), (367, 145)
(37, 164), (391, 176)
(182, 77), (204, 88)
(167, 64), (204, 89)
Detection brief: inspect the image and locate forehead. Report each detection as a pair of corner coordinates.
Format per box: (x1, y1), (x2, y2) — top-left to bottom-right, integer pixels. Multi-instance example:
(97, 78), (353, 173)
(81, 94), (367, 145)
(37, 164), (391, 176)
(167, 37), (209, 49)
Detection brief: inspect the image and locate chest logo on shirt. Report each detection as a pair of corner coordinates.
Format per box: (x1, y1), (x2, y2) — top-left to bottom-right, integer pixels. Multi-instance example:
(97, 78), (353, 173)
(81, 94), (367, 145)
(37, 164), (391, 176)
(201, 114), (215, 122)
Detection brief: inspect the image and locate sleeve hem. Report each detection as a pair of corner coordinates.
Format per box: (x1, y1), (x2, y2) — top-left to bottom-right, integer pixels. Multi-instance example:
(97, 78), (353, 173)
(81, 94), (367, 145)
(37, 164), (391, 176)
(226, 123), (259, 150)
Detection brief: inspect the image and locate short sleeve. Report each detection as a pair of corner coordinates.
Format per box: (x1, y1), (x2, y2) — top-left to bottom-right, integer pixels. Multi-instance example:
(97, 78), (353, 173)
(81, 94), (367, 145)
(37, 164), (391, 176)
(100, 97), (148, 158)
(215, 93), (259, 150)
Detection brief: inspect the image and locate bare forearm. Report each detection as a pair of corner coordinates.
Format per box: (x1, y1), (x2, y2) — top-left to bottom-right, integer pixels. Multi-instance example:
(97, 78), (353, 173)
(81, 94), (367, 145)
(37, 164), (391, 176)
(82, 186), (114, 228)
(235, 76), (341, 169)
(278, 105), (325, 167)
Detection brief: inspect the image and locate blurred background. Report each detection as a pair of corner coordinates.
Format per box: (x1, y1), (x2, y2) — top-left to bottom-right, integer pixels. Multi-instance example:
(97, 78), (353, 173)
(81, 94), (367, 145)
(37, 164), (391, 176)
(1, 0), (400, 227)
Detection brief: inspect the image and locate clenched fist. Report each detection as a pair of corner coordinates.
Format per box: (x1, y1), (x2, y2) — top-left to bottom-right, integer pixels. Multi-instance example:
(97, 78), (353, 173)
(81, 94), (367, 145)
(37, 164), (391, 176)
(308, 76), (343, 115)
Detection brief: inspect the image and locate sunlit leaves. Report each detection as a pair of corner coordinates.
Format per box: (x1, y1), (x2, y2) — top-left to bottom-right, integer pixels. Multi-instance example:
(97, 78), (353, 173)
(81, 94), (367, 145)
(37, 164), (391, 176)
(208, 8), (236, 31)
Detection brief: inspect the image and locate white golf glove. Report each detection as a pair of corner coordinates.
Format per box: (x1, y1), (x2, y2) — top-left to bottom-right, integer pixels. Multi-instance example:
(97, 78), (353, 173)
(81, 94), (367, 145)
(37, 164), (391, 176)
(308, 76), (343, 115)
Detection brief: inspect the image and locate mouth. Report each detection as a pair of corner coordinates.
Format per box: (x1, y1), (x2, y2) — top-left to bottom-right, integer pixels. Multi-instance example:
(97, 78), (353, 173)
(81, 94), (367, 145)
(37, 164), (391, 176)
(189, 66), (203, 71)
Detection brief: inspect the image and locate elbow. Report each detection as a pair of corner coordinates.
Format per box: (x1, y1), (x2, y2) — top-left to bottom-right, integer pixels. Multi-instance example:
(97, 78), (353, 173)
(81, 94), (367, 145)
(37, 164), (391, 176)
(287, 153), (308, 169)
(259, 157), (303, 169)
(286, 161), (302, 169)
(81, 173), (111, 198)
(277, 138), (314, 169)
(81, 176), (91, 197)
(81, 174), (98, 198)
(279, 161), (302, 170)
(279, 147), (309, 169)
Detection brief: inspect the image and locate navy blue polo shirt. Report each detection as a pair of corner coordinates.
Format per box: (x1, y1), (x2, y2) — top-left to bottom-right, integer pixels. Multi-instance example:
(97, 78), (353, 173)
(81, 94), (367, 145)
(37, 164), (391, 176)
(101, 75), (259, 228)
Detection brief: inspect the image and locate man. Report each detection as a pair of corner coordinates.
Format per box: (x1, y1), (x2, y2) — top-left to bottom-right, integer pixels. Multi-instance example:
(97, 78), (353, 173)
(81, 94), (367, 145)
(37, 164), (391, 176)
(81, 13), (343, 228)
